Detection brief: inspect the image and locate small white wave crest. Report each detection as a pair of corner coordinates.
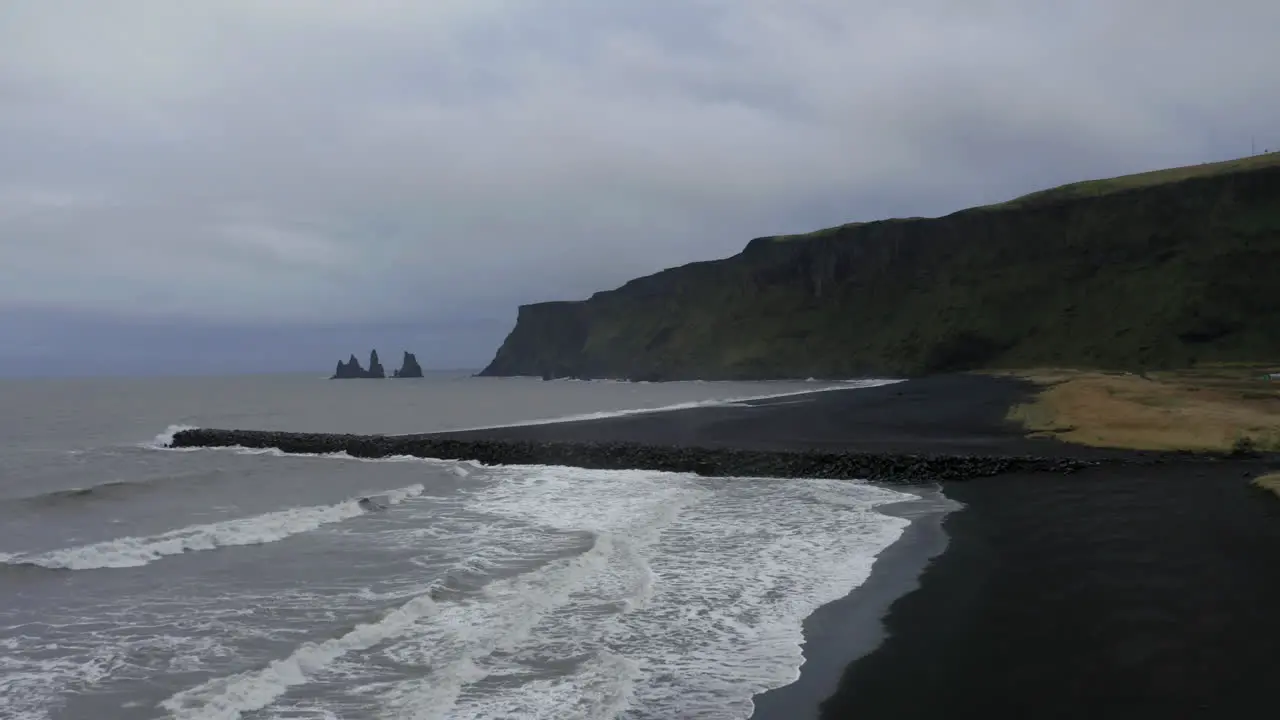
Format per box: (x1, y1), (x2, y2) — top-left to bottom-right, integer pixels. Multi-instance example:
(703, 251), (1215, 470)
(1, 484), (425, 570)
(149, 424), (199, 449)
(159, 531), (615, 720)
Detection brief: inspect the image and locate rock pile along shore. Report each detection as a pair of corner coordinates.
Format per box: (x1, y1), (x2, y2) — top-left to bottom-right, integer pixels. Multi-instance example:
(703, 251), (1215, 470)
(170, 427), (1129, 483)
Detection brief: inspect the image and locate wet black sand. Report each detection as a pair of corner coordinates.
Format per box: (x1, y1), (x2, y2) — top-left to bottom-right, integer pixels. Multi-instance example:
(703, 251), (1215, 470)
(749, 487), (960, 720)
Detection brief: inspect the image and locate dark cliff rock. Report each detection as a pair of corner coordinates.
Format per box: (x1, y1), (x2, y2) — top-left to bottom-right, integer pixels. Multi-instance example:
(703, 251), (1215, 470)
(480, 154), (1280, 380)
(330, 350), (401, 379)
(331, 354), (367, 379)
(393, 351), (424, 378)
(367, 349), (386, 379)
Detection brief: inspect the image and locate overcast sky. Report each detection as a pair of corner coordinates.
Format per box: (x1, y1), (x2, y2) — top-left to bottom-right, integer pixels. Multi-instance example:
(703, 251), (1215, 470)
(2, 1), (1278, 376)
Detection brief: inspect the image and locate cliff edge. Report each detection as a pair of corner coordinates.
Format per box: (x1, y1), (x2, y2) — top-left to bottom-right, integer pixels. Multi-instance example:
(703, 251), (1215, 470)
(480, 153), (1280, 380)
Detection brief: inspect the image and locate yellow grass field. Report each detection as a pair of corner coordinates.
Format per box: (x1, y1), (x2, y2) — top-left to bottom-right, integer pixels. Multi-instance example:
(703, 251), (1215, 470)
(1254, 473), (1280, 499)
(994, 366), (1280, 452)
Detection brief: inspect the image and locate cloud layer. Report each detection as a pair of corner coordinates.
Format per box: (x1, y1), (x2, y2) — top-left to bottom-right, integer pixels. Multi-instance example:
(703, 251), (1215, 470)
(2, 1), (1278, 372)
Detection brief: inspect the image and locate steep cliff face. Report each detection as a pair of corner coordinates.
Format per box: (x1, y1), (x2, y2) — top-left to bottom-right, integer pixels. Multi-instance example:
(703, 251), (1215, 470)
(480, 155), (1280, 380)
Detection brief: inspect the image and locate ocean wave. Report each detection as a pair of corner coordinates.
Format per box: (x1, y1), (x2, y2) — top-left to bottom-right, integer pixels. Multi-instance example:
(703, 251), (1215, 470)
(377, 465), (914, 719)
(149, 424), (199, 449)
(4, 467), (228, 510)
(0, 484), (425, 570)
(159, 530), (614, 720)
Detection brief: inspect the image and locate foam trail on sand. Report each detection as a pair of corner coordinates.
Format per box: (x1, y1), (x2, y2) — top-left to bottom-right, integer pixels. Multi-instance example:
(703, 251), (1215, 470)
(413, 379), (902, 434)
(0, 484), (425, 570)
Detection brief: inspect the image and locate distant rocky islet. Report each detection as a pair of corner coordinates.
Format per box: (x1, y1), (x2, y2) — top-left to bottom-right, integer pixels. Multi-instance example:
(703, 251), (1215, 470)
(331, 350), (424, 379)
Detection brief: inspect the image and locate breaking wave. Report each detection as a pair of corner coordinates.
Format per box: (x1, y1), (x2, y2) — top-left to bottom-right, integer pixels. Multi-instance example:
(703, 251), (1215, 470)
(0, 484), (425, 570)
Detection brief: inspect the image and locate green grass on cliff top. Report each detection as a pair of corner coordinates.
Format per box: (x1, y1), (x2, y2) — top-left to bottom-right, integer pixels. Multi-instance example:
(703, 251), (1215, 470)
(769, 151), (1280, 243)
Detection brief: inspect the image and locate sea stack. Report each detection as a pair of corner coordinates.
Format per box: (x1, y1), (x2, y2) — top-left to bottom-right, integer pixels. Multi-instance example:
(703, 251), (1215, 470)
(367, 349), (386, 379)
(331, 354), (366, 379)
(393, 351), (424, 378)
(330, 349), (421, 379)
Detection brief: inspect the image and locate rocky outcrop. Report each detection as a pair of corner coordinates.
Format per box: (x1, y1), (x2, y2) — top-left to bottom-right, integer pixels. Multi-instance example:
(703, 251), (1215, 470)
(331, 354), (366, 379)
(331, 349), (422, 379)
(367, 349), (386, 379)
(393, 351), (424, 378)
(168, 427), (1101, 483)
(480, 154), (1280, 380)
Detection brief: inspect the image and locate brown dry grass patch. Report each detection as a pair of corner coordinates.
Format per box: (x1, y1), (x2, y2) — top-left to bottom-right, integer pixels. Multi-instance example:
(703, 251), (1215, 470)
(993, 366), (1280, 452)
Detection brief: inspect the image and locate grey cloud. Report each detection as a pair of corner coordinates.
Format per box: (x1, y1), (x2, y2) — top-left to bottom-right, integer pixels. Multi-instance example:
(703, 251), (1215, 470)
(1, 1), (1278, 373)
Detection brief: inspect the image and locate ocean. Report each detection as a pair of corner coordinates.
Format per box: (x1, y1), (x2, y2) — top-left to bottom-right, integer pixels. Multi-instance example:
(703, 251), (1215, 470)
(0, 372), (920, 719)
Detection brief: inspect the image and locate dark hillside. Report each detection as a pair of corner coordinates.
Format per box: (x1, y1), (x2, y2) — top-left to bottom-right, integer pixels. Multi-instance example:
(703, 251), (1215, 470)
(482, 153), (1280, 379)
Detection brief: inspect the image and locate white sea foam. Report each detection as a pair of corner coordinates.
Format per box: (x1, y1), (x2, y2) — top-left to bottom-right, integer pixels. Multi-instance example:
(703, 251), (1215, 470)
(0, 631), (241, 720)
(371, 464), (914, 720)
(158, 526), (615, 720)
(85, 459), (916, 719)
(160, 591), (442, 720)
(149, 423), (199, 449)
(1, 484), (425, 570)
(163, 463), (907, 720)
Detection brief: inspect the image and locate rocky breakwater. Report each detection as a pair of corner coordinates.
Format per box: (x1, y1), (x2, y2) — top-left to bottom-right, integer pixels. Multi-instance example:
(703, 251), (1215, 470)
(167, 428), (1099, 483)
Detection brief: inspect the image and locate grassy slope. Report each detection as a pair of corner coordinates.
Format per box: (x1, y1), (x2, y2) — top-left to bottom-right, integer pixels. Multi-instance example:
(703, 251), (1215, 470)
(1255, 473), (1280, 499)
(482, 153), (1280, 380)
(999, 365), (1280, 452)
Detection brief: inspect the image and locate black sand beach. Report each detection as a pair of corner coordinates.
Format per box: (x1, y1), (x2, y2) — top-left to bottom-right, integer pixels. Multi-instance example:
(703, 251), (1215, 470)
(173, 374), (1280, 717)
(439, 374), (1119, 458)
(438, 374), (1280, 717)
(817, 461), (1280, 719)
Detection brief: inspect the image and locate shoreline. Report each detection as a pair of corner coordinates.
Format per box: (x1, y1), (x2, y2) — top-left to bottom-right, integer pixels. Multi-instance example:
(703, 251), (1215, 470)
(749, 484), (960, 720)
(818, 462), (1280, 718)
(158, 373), (1280, 716)
(167, 427), (1102, 483)
(395, 378), (904, 436)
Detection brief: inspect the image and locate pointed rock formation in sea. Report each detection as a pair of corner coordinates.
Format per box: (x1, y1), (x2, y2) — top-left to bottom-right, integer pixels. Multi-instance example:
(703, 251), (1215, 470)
(331, 354), (366, 379)
(367, 349), (386, 379)
(393, 351), (424, 378)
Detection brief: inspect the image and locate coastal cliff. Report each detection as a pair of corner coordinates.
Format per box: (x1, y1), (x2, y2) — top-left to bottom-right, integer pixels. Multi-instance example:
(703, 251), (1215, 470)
(480, 154), (1280, 380)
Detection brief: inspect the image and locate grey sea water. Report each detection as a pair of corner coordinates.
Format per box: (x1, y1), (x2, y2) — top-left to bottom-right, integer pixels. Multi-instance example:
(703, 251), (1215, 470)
(0, 371), (919, 719)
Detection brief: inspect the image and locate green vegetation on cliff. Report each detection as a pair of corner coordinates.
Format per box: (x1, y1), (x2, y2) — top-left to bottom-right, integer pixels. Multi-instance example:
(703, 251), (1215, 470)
(481, 153), (1280, 380)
